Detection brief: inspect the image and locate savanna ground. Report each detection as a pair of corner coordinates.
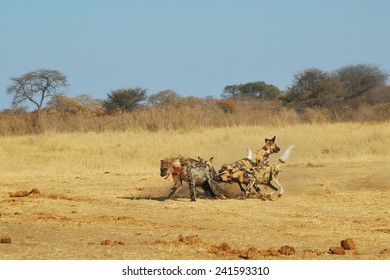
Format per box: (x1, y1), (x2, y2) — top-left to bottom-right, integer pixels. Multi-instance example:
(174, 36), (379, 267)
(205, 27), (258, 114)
(0, 123), (389, 259)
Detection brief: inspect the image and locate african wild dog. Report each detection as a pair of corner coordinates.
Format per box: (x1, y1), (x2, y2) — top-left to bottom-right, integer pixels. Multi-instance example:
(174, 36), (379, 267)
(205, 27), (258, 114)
(160, 156), (225, 201)
(253, 136), (280, 166)
(218, 136), (280, 195)
(218, 149), (256, 193)
(244, 145), (294, 199)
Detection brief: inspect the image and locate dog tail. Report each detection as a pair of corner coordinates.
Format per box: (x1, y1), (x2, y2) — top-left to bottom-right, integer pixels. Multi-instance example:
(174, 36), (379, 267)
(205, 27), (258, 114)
(246, 148), (253, 161)
(278, 145), (295, 164)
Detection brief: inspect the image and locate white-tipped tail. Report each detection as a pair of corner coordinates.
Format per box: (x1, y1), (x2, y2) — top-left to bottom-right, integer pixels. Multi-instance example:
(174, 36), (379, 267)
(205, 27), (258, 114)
(246, 148), (253, 161)
(279, 145), (295, 163)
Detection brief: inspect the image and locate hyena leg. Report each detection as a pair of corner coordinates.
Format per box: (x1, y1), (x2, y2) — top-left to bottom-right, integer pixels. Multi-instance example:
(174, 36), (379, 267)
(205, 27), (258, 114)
(189, 182), (196, 201)
(168, 176), (182, 198)
(187, 173), (197, 202)
(168, 186), (180, 198)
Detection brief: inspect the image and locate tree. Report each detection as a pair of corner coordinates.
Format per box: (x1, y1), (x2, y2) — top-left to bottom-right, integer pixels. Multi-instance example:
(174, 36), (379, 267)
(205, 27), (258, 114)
(75, 94), (103, 110)
(6, 69), (68, 116)
(221, 81), (281, 100)
(103, 88), (147, 113)
(335, 64), (389, 100)
(46, 95), (85, 114)
(283, 68), (343, 111)
(147, 89), (182, 106)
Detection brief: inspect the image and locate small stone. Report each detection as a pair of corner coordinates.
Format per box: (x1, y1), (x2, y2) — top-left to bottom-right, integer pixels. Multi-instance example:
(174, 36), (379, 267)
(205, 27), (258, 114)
(329, 246), (345, 255)
(341, 239), (356, 250)
(1, 237), (12, 244)
(278, 245), (295, 255)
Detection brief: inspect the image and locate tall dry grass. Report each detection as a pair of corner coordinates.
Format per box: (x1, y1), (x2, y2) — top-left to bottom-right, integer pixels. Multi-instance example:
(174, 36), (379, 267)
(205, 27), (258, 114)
(1, 100), (389, 136)
(1, 123), (389, 180)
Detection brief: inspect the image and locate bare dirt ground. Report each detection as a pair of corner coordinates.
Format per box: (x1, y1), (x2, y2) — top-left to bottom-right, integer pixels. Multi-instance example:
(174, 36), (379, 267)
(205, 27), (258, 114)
(1, 160), (389, 260)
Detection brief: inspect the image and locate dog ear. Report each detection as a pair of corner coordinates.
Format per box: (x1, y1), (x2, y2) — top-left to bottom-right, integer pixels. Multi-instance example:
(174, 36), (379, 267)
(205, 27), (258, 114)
(198, 156), (203, 162)
(209, 157), (214, 163)
(265, 138), (269, 143)
(271, 136), (276, 142)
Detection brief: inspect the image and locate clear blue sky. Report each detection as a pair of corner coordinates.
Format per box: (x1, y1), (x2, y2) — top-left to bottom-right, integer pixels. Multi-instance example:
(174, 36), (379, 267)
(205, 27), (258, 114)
(1, 0), (389, 110)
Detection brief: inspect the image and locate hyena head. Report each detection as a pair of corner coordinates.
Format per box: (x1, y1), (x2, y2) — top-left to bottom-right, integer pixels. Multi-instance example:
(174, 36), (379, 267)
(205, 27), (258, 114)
(264, 136), (280, 154)
(160, 158), (182, 179)
(160, 159), (170, 178)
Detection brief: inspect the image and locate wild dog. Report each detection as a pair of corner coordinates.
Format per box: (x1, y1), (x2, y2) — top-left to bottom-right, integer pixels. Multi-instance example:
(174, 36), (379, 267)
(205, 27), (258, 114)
(218, 136), (280, 194)
(160, 156), (225, 201)
(253, 136), (280, 166)
(245, 145), (295, 199)
(218, 149), (256, 193)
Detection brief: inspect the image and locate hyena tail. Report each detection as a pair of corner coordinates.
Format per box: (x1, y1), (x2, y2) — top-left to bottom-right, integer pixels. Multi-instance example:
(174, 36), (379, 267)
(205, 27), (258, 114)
(278, 145), (295, 164)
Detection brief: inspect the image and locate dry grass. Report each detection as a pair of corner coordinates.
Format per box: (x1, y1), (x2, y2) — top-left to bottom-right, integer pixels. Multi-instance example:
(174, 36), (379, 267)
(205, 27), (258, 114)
(1, 122), (389, 259)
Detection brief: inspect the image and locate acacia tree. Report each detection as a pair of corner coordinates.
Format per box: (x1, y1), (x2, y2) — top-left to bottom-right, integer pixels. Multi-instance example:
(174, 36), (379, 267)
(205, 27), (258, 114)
(147, 89), (182, 106)
(103, 87), (147, 113)
(221, 81), (281, 100)
(6, 69), (68, 116)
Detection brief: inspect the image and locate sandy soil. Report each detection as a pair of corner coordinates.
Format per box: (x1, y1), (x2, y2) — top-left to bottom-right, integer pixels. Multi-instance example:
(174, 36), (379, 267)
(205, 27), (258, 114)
(1, 161), (389, 260)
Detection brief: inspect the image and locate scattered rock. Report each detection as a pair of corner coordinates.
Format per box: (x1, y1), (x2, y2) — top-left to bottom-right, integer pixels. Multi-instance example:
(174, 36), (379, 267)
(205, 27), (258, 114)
(29, 188), (41, 196)
(216, 242), (232, 251)
(329, 246), (345, 255)
(210, 242), (244, 258)
(341, 239), (356, 250)
(1, 237), (12, 244)
(100, 239), (125, 246)
(278, 245), (296, 255)
(263, 248), (280, 257)
(9, 191), (29, 197)
(245, 247), (259, 260)
(178, 235), (200, 245)
(9, 188), (41, 198)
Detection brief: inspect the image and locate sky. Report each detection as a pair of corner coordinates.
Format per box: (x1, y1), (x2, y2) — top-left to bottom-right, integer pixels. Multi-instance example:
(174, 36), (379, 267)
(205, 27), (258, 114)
(1, 0), (389, 110)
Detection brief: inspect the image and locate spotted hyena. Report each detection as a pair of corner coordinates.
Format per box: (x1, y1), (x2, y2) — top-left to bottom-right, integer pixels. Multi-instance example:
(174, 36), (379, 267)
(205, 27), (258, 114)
(160, 156), (225, 201)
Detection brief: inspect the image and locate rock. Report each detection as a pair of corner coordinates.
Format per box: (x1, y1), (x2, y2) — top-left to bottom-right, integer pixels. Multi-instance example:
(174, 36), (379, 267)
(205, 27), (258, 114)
(1, 237), (12, 244)
(9, 191), (29, 197)
(245, 247), (259, 260)
(101, 239), (125, 246)
(178, 235), (200, 245)
(29, 188), (41, 195)
(329, 246), (345, 255)
(341, 239), (356, 250)
(278, 245), (295, 255)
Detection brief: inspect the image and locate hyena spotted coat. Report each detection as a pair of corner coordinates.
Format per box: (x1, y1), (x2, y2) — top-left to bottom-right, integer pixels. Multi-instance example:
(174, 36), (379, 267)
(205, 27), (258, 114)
(160, 156), (225, 201)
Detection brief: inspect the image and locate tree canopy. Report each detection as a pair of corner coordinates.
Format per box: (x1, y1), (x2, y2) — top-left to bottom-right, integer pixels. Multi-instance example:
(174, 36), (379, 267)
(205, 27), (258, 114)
(221, 81), (281, 100)
(103, 88), (147, 113)
(6, 69), (68, 115)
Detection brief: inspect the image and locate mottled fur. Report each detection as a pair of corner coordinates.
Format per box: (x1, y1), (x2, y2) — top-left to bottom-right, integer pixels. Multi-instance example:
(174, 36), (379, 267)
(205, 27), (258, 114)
(253, 136), (280, 166)
(218, 136), (280, 195)
(160, 156), (225, 201)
